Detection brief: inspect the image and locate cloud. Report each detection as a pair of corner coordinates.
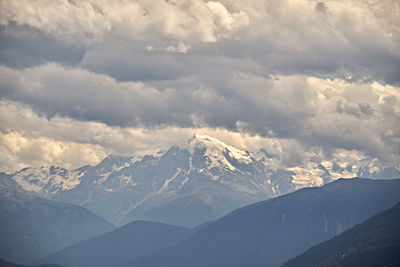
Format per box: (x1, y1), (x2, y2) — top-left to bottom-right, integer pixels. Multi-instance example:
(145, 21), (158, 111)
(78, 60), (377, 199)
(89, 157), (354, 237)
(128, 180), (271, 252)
(0, 131), (108, 173)
(0, 99), (284, 172)
(0, 99), (376, 173)
(0, 0), (399, 172)
(0, 0), (248, 44)
(0, 64), (399, 169)
(0, 24), (84, 69)
(1, 0), (398, 83)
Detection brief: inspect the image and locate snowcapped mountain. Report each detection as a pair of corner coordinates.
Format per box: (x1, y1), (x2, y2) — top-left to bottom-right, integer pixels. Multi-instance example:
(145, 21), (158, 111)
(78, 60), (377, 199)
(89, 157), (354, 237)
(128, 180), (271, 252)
(1, 135), (399, 227)
(5, 165), (89, 196)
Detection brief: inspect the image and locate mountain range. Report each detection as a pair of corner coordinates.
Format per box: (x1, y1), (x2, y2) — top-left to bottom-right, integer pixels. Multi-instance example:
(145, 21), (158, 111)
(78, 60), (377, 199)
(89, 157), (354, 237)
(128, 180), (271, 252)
(37, 178), (400, 267)
(1, 135), (398, 228)
(0, 258), (62, 267)
(118, 178), (400, 267)
(282, 201), (400, 267)
(0, 183), (114, 264)
(38, 220), (193, 267)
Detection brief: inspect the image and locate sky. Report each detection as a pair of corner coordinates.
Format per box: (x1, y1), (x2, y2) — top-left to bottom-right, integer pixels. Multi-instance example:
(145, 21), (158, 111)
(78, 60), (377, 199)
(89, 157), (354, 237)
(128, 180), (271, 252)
(0, 0), (399, 173)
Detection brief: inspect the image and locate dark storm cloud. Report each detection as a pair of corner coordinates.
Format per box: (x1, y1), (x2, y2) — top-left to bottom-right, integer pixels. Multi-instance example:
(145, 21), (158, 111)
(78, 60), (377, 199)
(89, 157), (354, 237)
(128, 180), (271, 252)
(0, 25), (84, 68)
(0, 64), (308, 134)
(0, 0), (399, 168)
(1, 63), (399, 166)
(80, 41), (191, 81)
(1, 0), (399, 84)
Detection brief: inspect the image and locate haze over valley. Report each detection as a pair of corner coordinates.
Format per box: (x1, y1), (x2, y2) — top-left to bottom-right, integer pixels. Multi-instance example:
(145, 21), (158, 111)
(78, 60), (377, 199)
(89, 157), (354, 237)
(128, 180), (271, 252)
(0, 0), (399, 266)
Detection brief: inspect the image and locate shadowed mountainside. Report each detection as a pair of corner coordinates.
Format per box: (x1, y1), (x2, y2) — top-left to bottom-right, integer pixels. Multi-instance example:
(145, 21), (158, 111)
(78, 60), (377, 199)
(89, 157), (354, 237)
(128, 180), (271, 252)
(282, 201), (400, 267)
(120, 178), (400, 267)
(38, 220), (193, 267)
(0, 183), (114, 264)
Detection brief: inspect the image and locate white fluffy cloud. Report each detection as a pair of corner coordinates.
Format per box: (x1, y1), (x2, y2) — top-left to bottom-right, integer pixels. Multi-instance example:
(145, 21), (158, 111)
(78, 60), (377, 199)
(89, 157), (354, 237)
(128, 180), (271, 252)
(0, 99), (281, 172)
(0, 0), (249, 44)
(0, 0), (399, 172)
(0, 99), (381, 173)
(1, 0), (398, 83)
(0, 64), (399, 172)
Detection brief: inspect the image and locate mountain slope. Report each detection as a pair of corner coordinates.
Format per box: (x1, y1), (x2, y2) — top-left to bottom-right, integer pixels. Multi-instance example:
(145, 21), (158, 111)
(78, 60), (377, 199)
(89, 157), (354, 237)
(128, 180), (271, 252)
(0, 183), (115, 264)
(282, 202), (400, 267)
(0, 258), (63, 267)
(0, 135), (293, 227)
(2, 135), (399, 227)
(121, 178), (400, 267)
(38, 221), (193, 267)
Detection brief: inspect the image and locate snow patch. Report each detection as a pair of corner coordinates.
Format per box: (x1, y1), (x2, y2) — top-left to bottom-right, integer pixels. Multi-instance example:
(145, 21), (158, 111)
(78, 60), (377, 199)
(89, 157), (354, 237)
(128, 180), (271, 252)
(158, 168), (182, 193)
(320, 160), (355, 180)
(112, 163), (130, 172)
(289, 167), (325, 188)
(118, 175), (136, 187)
(97, 170), (114, 184)
(179, 177), (189, 189)
(13, 169), (43, 192)
(187, 134), (254, 171)
(12, 166), (84, 193)
(62, 170), (86, 190)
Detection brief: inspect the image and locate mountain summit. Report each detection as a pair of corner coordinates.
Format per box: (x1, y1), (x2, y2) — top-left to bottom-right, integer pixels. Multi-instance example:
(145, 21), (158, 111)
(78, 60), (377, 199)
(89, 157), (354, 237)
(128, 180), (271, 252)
(1, 135), (398, 227)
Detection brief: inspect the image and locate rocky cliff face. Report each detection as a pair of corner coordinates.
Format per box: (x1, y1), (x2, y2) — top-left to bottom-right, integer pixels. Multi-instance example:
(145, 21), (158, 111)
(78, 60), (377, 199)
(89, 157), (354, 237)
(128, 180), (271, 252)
(1, 135), (398, 227)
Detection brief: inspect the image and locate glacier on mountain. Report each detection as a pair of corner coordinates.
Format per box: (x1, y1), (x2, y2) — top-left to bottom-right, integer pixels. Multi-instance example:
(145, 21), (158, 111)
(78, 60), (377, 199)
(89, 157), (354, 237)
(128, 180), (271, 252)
(1, 135), (398, 227)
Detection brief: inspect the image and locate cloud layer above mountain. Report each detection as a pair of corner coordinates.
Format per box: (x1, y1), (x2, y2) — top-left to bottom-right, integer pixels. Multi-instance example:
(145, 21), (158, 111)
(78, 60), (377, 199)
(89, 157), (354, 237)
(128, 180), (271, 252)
(0, 0), (399, 172)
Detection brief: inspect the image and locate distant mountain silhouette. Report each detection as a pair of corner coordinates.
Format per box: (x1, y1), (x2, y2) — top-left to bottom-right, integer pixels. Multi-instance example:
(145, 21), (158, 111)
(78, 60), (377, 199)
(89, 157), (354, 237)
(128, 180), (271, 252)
(120, 178), (400, 267)
(0, 183), (114, 264)
(2, 135), (398, 228)
(0, 258), (63, 267)
(38, 220), (193, 267)
(0, 258), (29, 267)
(282, 201), (400, 267)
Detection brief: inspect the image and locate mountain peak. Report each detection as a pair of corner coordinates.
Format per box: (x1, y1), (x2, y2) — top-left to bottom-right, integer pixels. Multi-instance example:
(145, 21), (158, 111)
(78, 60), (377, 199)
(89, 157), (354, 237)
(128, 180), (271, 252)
(191, 134), (229, 147)
(188, 134), (253, 166)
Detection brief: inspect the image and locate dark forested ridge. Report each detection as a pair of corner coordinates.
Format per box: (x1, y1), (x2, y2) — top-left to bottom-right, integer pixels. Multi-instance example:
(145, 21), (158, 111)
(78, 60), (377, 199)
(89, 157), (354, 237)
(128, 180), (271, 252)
(0, 183), (114, 264)
(119, 178), (400, 267)
(3, 178), (400, 267)
(38, 220), (193, 267)
(0, 258), (63, 267)
(282, 201), (400, 267)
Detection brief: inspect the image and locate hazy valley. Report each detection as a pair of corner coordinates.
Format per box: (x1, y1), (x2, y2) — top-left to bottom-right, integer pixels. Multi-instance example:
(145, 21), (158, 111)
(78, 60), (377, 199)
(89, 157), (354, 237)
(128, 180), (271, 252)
(0, 0), (399, 266)
(0, 136), (399, 266)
